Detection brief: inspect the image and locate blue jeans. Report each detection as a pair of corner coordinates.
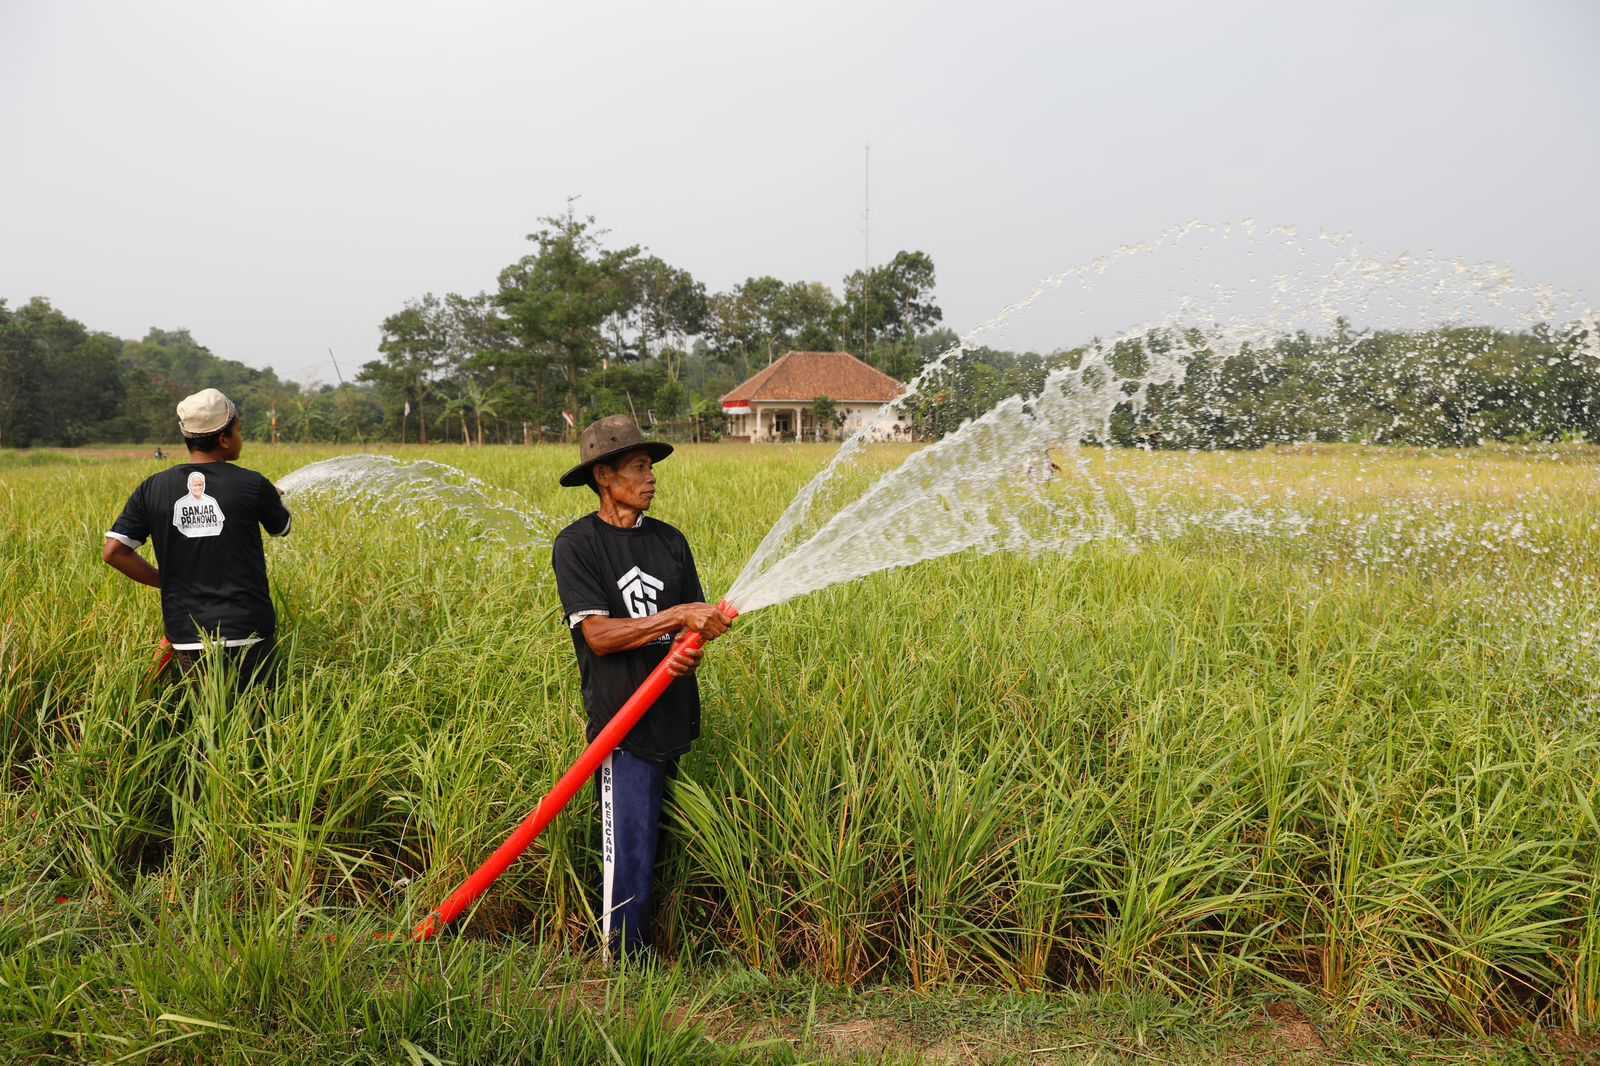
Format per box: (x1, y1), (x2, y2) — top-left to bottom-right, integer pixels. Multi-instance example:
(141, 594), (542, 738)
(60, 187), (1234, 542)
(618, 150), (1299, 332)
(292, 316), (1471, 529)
(595, 749), (672, 960)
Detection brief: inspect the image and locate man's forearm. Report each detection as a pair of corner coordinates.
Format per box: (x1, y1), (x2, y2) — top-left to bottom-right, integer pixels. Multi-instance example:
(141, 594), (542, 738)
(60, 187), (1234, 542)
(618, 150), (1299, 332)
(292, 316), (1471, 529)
(579, 606), (685, 655)
(102, 541), (161, 588)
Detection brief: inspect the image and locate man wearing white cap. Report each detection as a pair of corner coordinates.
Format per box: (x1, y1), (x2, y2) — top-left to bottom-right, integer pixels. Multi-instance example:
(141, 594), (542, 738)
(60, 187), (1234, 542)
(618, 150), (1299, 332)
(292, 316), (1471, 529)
(101, 388), (292, 686)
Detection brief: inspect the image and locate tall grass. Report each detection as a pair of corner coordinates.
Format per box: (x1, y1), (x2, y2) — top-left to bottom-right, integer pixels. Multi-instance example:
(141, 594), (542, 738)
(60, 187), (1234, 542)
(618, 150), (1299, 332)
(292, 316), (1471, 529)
(2, 441), (1598, 1057)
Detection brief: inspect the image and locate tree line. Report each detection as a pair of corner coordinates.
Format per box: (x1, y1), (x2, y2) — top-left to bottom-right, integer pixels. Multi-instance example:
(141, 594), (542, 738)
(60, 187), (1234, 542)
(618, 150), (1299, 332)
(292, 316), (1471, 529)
(901, 320), (1600, 447)
(5, 206), (1597, 449)
(0, 300), (321, 448)
(0, 207), (946, 448)
(358, 207), (944, 444)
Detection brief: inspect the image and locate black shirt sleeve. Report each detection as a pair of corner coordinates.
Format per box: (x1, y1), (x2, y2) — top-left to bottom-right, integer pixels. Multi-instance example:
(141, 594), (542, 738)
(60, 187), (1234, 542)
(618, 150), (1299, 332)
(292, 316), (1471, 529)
(107, 483), (151, 548)
(552, 527), (611, 619)
(258, 473), (292, 537)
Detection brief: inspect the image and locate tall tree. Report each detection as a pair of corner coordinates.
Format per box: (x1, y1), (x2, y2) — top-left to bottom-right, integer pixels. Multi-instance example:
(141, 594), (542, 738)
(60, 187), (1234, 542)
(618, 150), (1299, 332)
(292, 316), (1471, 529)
(706, 277), (839, 377)
(495, 209), (639, 438)
(0, 298), (124, 446)
(778, 282), (839, 352)
(629, 256), (708, 382)
(705, 285), (763, 379)
(839, 250), (943, 369)
(361, 294), (449, 443)
(0, 300), (38, 447)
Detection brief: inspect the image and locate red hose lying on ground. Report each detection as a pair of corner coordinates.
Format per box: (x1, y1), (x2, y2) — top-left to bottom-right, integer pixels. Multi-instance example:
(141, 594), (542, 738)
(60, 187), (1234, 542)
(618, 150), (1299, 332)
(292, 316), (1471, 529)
(412, 599), (739, 942)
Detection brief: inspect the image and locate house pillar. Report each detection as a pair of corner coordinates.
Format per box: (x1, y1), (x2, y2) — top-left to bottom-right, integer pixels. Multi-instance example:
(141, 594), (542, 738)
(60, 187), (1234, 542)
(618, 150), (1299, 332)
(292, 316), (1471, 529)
(754, 406), (762, 441)
(794, 406), (803, 442)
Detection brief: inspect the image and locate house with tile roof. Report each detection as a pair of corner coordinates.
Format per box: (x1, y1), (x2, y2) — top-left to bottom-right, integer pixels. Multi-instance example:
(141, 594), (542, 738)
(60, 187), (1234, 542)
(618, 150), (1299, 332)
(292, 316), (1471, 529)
(720, 351), (908, 442)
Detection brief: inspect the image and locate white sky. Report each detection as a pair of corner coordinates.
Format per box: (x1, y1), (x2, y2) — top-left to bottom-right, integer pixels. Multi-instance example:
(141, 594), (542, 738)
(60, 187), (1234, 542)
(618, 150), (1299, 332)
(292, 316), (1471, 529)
(3, 0), (1596, 382)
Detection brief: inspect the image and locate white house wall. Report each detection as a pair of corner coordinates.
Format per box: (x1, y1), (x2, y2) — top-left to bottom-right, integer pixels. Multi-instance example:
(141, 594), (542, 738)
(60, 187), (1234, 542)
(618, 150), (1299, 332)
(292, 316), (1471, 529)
(728, 401), (909, 441)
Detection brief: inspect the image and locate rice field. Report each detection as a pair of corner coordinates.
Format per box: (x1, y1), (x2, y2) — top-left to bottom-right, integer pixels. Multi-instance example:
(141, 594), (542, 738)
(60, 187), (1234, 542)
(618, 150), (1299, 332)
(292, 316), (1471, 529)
(2, 441), (1599, 1063)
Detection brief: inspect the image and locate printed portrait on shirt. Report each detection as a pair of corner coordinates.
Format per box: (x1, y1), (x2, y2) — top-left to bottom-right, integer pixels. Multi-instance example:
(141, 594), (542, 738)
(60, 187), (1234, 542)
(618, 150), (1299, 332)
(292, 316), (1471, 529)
(172, 471), (226, 538)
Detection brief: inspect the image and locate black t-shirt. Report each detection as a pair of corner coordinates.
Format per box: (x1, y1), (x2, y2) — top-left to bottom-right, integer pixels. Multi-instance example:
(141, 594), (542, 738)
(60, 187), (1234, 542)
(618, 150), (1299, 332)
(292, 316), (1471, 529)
(552, 513), (704, 762)
(106, 462), (292, 647)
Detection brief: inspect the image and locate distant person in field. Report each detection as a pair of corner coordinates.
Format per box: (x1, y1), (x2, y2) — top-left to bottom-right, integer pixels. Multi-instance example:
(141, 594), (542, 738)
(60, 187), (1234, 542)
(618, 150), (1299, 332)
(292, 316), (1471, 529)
(102, 388), (292, 688)
(552, 414), (731, 962)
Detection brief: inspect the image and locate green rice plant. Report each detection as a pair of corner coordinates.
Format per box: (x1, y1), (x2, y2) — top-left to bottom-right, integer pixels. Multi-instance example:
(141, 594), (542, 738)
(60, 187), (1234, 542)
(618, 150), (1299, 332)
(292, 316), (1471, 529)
(1568, 861), (1600, 1033)
(1093, 722), (1279, 1002)
(767, 711), (899, 986)
(2, 441), (1599, 1055)
(672, 758), (786, 970)
(1004, 745), (1114, 991)
(889, 730), (1021, 989)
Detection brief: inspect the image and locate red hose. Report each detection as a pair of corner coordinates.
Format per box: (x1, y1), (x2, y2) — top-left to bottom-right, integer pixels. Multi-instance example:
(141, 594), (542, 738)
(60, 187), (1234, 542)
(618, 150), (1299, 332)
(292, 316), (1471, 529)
(413, 599), (738, 941)
(149, 637), (173, 681)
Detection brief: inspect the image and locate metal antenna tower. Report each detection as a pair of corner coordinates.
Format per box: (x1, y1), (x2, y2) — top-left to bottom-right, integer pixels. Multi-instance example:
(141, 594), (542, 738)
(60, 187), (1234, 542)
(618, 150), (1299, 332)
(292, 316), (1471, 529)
(862, 144), (871, 355)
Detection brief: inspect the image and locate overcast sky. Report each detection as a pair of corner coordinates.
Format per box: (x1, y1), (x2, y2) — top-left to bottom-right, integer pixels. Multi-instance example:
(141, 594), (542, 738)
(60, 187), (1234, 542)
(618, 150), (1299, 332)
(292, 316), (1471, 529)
(4, 0), (1596, 382)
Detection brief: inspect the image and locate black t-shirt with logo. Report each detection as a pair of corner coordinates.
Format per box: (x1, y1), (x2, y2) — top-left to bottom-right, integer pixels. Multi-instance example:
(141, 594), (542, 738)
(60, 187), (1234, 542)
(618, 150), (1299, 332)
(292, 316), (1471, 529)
(107, 462), (292, 647)
(552, 513), (705, 762)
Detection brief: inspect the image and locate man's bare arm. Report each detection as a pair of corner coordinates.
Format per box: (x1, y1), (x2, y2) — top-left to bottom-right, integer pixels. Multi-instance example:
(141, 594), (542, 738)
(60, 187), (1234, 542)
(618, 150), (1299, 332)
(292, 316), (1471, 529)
(580, 602), (728, 653)
(578, 610), (681, 656)
(578, 603), (732, 677)
(102, 539), (161, 589)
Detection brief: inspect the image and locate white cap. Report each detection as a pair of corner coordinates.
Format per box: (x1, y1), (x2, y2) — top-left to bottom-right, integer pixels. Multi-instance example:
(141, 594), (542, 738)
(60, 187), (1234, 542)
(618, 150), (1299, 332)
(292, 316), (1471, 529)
(176, 388), (237, 436)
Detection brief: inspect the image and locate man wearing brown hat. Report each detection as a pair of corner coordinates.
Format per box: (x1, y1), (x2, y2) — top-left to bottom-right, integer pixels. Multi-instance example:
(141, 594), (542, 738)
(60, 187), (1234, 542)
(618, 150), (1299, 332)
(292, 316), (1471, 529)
(102, 388), (292, 687)
(552, 414), (730, 961)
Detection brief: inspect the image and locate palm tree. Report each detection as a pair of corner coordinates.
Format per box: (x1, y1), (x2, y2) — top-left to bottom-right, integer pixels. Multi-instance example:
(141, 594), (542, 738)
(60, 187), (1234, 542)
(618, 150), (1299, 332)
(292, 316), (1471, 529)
(443, 378), (507, 445)
(442, 392), (473, 445)
(287, 394), (329, 442)
(462, 377), (504, 446)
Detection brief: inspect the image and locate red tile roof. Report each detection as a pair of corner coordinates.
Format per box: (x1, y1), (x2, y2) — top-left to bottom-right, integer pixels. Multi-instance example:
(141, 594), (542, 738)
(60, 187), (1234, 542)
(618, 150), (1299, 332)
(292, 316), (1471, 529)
(721, 351), (903, 406)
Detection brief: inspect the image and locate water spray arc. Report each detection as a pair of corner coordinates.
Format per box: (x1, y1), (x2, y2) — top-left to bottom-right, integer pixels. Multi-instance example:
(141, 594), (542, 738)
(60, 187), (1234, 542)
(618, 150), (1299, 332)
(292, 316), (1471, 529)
(264, 222), (1597, 947)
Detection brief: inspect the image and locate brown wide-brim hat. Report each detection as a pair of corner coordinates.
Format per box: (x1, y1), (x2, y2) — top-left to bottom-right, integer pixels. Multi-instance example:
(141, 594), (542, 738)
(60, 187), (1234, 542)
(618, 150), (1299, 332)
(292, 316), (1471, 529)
(559, 414), (674, 488)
